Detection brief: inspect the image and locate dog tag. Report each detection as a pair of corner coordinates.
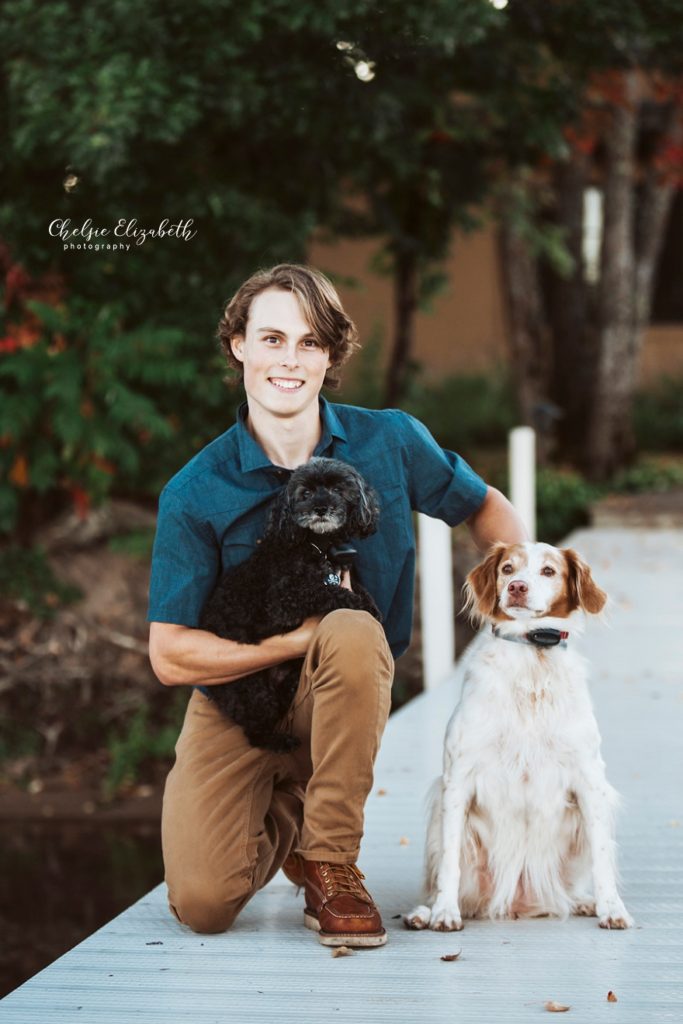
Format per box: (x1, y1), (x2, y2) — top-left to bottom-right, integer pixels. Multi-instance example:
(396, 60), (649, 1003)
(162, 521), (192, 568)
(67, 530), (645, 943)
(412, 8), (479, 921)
(325, 572), (342, 587)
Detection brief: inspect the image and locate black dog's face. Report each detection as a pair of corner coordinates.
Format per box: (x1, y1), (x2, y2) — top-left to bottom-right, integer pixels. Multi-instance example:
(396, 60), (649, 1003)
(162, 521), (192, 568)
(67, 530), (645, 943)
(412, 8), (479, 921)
(290, 468), (354, 535)
(272, 457), (379, 540)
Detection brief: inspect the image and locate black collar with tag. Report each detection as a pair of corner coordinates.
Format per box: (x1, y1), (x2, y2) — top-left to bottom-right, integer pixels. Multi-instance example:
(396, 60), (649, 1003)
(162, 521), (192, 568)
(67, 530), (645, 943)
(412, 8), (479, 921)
(492, 625), (569, 650)
(310, 541), (357, 587)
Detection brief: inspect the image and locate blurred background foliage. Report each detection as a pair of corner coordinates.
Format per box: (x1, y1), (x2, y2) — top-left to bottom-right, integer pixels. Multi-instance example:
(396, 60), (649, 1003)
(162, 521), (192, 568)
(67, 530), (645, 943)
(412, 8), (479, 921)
(2, 0), (683, 539)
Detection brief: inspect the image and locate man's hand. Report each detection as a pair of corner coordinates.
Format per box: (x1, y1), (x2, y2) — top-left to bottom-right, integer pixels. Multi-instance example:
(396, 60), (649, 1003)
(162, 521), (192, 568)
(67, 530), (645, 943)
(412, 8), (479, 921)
(287, 615), (324, 656)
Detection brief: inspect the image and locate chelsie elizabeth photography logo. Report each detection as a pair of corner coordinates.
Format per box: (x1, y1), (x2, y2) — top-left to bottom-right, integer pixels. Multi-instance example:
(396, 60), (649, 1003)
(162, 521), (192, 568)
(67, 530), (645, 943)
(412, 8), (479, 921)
(49, 217), (197, 252)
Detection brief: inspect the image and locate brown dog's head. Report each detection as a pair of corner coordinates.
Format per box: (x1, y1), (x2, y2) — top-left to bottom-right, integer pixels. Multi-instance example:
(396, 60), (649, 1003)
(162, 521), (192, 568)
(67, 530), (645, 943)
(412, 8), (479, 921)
(463, 541), (607, 625)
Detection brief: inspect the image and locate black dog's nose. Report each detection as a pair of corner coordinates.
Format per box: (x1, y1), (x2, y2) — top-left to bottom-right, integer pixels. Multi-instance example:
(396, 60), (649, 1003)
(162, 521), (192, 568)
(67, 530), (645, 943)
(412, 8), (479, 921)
(314, 505), (328, 515)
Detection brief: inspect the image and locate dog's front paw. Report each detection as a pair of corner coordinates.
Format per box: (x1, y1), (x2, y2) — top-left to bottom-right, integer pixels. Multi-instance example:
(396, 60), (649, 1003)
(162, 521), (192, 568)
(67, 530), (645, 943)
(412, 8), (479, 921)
(429, 901), (464, 932)
(597, 897), (634, 930)
(403, 905), (431, 930)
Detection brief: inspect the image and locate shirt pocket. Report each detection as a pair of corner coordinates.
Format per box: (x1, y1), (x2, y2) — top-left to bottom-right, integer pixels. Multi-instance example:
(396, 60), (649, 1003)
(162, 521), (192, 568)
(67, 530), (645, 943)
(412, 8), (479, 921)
(218, 517), (263, 573)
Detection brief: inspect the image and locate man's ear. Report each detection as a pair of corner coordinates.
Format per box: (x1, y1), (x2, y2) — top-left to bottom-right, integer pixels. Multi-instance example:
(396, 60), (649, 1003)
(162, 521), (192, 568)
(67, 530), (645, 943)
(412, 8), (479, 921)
(230, 335), (245, 363)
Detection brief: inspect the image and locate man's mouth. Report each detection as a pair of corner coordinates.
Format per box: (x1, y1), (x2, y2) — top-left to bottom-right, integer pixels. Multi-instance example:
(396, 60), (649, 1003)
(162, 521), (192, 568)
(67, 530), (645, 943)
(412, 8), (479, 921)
(269, 377), (304, 391)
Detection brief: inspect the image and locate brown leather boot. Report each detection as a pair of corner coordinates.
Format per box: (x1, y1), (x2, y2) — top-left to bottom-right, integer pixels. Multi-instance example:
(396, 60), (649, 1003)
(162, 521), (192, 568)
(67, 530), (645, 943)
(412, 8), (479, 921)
(281, 851), (305, 888)
(302, 860), (387, 947)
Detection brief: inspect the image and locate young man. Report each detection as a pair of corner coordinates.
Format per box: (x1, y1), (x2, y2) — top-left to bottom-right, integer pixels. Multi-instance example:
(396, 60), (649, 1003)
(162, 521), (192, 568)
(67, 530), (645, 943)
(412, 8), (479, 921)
(148, 263), (527, 948)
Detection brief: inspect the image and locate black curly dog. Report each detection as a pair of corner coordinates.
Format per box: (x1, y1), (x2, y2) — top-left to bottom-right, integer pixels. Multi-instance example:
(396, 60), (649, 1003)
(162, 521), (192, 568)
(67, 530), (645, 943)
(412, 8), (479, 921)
(200, 457), (382, 753)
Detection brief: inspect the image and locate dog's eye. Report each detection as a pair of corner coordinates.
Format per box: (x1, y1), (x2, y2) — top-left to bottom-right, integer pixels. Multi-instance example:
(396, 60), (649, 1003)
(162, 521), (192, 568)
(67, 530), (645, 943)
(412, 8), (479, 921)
(542, 566), (556, 577)
(301, 488), (312, 499)
(501, 564), (513, 575)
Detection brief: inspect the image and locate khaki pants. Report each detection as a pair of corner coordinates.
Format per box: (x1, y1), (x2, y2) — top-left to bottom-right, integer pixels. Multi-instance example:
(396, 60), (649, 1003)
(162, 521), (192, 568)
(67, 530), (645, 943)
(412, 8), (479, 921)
(161, 609), (394, 933)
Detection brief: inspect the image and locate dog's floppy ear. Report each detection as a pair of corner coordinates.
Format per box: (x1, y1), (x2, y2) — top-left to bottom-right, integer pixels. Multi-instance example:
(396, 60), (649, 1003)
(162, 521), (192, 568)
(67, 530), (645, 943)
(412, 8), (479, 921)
(562, 548), (607, 614)
(266, 484), (299, 542)
(462, 541), (508, 623)
(347, 468), (380, 538)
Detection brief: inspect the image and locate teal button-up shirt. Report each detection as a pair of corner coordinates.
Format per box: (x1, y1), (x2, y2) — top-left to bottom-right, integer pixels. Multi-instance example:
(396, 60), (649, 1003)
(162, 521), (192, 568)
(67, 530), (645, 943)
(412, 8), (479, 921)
(147, 396), (488, 660)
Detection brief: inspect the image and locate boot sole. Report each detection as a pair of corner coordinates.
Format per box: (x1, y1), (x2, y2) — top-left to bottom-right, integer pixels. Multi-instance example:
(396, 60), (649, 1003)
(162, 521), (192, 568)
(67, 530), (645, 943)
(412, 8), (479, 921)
(304, 907), (387, 947)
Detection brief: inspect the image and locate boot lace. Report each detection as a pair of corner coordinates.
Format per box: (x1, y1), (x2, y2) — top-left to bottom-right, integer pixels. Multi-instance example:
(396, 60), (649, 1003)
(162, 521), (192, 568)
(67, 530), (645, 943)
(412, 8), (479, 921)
(319, 862), (372, 903)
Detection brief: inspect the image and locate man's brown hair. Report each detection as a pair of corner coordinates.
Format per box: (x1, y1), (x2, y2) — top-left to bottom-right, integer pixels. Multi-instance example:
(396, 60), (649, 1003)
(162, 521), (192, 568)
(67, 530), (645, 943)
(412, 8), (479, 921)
(217, 264), (360, 390)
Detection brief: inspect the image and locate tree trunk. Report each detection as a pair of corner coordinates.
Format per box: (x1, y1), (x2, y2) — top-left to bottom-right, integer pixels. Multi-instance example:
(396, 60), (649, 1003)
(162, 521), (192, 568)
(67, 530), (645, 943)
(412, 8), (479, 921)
(384, 248), (418, 407)
(497, 215), (552, 458)
(545, 155), (598, 462)
(585, 74), (639, 480)
(584, 78), (679, 481)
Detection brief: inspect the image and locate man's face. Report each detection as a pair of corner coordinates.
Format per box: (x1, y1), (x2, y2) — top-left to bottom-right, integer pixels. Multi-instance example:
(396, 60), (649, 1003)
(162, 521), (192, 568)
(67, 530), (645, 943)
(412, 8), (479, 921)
(230, 288), (332, 419)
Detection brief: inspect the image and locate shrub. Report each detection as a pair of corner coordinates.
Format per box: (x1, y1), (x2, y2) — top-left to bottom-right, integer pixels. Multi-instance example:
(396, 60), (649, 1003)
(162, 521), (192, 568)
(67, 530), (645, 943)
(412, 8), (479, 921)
(535, 467), (601, 544)
(402, 370), (518, 452)
(610, 457), (683, 493)
(104, 694), (187, 800)
(634, 376), (683, 452)
(0, 297), (196, 537)
(0, 545), (81, 617)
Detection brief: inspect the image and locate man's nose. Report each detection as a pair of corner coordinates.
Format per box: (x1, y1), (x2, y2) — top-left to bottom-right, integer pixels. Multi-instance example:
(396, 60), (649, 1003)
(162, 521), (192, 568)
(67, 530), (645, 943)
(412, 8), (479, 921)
(508, 580), (528, 596)
(279, 344), (299, 367)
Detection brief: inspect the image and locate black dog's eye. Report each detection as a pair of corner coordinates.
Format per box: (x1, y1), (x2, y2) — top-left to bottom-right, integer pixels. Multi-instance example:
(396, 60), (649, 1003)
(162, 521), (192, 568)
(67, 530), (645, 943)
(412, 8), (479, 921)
(301, 488), (312, 499)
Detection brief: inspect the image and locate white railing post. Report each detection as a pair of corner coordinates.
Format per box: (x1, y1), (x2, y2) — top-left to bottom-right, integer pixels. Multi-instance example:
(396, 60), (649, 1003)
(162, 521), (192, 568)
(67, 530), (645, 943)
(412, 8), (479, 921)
(509, 426), (536, 541)
(418, 513), (455, 691)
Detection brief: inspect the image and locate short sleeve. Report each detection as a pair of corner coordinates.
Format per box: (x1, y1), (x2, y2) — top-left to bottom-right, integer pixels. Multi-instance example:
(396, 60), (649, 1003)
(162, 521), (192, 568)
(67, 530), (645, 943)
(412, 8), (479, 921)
(147, 489), (220, 626)
(400, 412), (488, 524)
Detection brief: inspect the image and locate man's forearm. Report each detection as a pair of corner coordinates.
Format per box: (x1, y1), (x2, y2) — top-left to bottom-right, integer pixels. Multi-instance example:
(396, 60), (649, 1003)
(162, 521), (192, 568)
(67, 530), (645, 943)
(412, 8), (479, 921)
(466, 486), (529, 552)
(149, 623), (305, 687)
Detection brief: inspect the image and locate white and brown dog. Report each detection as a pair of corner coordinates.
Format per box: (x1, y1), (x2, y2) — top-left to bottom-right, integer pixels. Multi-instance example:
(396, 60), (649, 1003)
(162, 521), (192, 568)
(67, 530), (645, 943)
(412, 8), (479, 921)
(405, 541), (633, 932)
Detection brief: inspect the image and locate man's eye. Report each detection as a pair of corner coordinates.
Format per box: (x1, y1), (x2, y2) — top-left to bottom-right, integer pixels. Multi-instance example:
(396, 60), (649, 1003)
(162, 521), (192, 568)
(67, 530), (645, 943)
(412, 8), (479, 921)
(542, 566), (556, 577)
(501, 564), (513, 574)
(303, 338), (320, 348)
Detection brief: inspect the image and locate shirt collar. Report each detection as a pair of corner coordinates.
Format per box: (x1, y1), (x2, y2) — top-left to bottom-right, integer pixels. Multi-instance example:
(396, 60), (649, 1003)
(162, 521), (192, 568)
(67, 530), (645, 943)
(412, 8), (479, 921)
(235, 394), (347, 474)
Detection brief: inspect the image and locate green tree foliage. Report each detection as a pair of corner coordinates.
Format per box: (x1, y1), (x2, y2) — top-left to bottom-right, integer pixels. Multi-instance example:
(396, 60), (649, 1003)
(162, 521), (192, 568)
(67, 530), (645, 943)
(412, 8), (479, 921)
(2, 0), (682, 534)
(0, 273), (196, 535)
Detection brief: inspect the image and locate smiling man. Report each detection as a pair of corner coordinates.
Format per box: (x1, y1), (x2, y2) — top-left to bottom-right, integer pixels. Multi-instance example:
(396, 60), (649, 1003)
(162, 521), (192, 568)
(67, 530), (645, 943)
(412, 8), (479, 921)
(147, 263), (527, 948)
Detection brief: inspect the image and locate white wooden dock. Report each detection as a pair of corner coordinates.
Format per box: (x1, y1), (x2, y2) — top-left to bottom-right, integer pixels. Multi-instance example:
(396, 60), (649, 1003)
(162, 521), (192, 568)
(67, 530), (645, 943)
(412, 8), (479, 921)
(2, 527), (682, 1023)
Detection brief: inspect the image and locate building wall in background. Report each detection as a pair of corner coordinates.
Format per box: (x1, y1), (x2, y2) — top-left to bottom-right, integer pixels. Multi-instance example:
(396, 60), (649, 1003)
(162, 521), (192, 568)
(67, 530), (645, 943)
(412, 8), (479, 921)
(310, 227), (683, 389)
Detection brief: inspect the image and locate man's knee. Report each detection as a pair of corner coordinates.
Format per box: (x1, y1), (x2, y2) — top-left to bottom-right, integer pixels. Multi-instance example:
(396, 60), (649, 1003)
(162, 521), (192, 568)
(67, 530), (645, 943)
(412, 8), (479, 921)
(314, 609), (393, 694)
(168, 881), (249, 934)
(317, 608), (387, 653)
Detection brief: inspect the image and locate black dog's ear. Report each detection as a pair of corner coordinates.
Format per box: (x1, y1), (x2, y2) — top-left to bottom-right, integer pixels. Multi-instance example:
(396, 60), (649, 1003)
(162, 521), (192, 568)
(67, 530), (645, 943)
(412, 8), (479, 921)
(346, 469), (380, 539)
(266, 485), (299, 542)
